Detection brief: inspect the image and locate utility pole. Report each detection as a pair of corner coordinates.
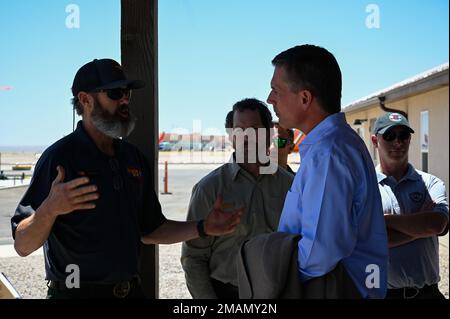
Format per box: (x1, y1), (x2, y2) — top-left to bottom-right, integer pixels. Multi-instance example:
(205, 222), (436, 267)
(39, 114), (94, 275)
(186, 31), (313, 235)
(121, 0), (159, 299)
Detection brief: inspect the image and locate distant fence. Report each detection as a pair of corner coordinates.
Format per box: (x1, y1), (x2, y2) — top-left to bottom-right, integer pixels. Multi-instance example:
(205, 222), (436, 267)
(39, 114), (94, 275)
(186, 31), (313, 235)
(158, 150), (233, 164)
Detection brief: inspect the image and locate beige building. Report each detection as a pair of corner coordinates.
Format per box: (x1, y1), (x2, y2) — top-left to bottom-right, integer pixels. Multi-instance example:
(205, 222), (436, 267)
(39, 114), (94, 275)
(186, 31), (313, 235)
(343, 63), (449, 189)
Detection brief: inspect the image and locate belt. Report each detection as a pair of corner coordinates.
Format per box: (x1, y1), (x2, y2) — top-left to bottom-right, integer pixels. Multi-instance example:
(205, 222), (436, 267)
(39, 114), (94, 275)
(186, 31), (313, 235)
(47, 277), (140, 298)
(387, 283), (439, 299)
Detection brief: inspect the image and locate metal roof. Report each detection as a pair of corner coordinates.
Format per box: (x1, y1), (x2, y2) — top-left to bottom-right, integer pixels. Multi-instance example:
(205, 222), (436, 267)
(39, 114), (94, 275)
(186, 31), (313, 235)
(343, 63), (449, 113)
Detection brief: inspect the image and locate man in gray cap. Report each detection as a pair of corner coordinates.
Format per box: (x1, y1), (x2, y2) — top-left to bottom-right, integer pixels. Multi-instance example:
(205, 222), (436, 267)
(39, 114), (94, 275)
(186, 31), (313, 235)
(11, 58), (242, 299)
(371, 112), (448, 299)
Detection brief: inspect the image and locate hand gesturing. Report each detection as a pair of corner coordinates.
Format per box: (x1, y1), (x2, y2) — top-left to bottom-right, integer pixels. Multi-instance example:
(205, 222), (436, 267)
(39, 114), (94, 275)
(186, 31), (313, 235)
(204, 195), (244, 236)
(45, 166), (99, 216)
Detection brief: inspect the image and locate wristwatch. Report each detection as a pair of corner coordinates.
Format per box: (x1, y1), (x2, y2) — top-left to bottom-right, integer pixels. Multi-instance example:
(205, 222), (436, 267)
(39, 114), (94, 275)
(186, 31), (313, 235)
(196, 220), (208, 238)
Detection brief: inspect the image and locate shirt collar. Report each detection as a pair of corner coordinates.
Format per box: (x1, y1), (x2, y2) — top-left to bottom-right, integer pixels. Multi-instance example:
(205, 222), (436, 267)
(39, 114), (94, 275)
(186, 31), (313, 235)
(301, 112), (347, 145)
(403, 164), (421, 181)
(226, 153), (241, 180)
(73, 120), (123, 159)
(375, 165), (386, 183)
(231, 164), (241, 181)
(228, 152), (278, 181)
(376, 163), (420, 183)
(299, 112), (347, 160)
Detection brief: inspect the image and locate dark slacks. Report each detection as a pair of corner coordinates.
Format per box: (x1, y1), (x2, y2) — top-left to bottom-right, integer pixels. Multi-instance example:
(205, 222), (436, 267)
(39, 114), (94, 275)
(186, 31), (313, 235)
(210, 277), (239, 299)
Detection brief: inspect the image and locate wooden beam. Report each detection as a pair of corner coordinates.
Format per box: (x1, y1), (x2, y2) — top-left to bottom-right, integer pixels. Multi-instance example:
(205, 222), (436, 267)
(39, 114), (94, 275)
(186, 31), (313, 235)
(121, 0), (159, 299)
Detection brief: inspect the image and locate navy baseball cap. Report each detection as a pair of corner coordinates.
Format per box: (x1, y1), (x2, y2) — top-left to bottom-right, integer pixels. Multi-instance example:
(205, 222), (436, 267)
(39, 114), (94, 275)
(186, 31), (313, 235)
(372, 112), (415, 135)
(71, 59), (145, 97)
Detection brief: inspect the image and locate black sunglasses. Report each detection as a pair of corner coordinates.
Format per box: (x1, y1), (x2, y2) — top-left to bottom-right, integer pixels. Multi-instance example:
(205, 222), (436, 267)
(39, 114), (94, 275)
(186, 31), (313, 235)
(94, 88), (132, 101)
(381, 130), (411, 142)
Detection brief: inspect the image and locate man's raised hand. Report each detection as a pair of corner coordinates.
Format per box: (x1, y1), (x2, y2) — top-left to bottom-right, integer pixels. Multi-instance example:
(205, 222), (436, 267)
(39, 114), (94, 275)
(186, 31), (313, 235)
(204, 194), (244, 236)
(44, 165), (99, 217)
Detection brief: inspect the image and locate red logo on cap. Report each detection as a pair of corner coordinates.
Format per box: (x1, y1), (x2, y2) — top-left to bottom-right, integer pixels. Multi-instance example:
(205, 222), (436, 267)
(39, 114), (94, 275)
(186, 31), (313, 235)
(389, 113), (402, 122)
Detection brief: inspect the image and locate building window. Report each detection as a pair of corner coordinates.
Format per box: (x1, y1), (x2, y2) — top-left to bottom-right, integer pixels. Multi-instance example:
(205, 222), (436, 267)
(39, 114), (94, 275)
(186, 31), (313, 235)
(420, 111), (429, 172)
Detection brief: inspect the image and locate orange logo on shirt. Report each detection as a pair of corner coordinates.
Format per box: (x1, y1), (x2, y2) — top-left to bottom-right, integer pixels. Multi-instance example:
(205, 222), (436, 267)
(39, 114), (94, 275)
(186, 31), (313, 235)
(127, 167), (142, 178)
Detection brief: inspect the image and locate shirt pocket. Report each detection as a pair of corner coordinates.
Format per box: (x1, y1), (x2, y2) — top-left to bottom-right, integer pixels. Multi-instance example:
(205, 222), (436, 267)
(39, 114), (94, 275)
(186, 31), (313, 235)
(66, 162), (103, 211)
(125, 173), (142, 197)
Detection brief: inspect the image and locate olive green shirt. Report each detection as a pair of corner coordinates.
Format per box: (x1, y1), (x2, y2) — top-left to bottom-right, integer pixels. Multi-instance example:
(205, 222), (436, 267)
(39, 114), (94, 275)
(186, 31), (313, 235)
(181, 162), (293, 299)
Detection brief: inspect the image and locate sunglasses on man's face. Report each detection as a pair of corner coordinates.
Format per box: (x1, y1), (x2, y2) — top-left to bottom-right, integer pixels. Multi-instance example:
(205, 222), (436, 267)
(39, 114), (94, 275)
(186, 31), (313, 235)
(273, 137), (291, 148)
(381, 130), (411, 142)
(96, 88), (132, 101)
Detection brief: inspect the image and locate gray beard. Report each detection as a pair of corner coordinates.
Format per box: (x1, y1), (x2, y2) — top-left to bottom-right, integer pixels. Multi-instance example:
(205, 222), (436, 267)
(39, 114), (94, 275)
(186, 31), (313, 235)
(91, 100), (137, 138)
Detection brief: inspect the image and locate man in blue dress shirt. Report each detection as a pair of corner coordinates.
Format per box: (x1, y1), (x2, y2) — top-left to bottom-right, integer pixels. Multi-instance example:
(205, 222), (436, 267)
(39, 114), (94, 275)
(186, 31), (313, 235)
(266, 45), (388, 298)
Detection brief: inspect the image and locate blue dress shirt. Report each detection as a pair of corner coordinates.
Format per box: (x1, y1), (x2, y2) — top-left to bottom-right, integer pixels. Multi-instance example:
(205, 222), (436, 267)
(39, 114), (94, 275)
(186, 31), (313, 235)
(278, 112), (388, 299)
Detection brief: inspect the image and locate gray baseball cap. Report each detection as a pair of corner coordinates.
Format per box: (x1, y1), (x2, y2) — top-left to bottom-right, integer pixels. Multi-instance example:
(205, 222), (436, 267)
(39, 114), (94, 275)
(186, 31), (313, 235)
(372, 112), (415, 135)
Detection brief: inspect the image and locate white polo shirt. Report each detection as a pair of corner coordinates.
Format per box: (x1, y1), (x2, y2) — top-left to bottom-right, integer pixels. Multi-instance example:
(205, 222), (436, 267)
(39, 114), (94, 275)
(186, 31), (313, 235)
(377, 164), (449, 289)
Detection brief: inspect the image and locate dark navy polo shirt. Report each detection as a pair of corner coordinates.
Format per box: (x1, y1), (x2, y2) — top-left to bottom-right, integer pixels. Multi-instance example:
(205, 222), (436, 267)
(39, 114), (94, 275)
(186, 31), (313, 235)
(11, 121), (166, 283)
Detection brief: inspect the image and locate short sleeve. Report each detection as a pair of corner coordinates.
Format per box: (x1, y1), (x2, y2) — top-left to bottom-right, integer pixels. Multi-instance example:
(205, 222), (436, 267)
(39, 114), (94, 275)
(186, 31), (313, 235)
(427, 175), (449, 236)
(11, 153), (57, 239)
(139, 159), (167, 236)
(428, 175), (449, 217)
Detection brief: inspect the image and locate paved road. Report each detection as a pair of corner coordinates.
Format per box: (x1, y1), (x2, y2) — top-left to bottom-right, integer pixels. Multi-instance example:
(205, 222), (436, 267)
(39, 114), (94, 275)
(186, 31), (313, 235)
(0, 186), (29, 245)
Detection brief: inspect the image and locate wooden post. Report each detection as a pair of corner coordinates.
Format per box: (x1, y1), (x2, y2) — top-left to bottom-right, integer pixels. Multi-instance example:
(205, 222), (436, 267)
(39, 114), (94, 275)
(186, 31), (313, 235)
(121, 0), (159, 299)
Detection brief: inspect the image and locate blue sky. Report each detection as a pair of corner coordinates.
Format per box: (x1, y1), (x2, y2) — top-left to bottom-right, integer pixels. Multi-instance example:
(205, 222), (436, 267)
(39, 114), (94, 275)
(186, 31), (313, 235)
(0, 0), (448, 147)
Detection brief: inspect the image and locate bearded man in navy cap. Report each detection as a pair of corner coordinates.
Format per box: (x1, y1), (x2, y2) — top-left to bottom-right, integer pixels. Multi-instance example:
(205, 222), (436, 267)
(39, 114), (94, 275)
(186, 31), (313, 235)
(11, 59), (242, 299)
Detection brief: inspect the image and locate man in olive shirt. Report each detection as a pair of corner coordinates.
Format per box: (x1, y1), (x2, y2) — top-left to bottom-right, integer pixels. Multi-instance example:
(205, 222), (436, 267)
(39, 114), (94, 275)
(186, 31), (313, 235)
(181, 98), (293, 299)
